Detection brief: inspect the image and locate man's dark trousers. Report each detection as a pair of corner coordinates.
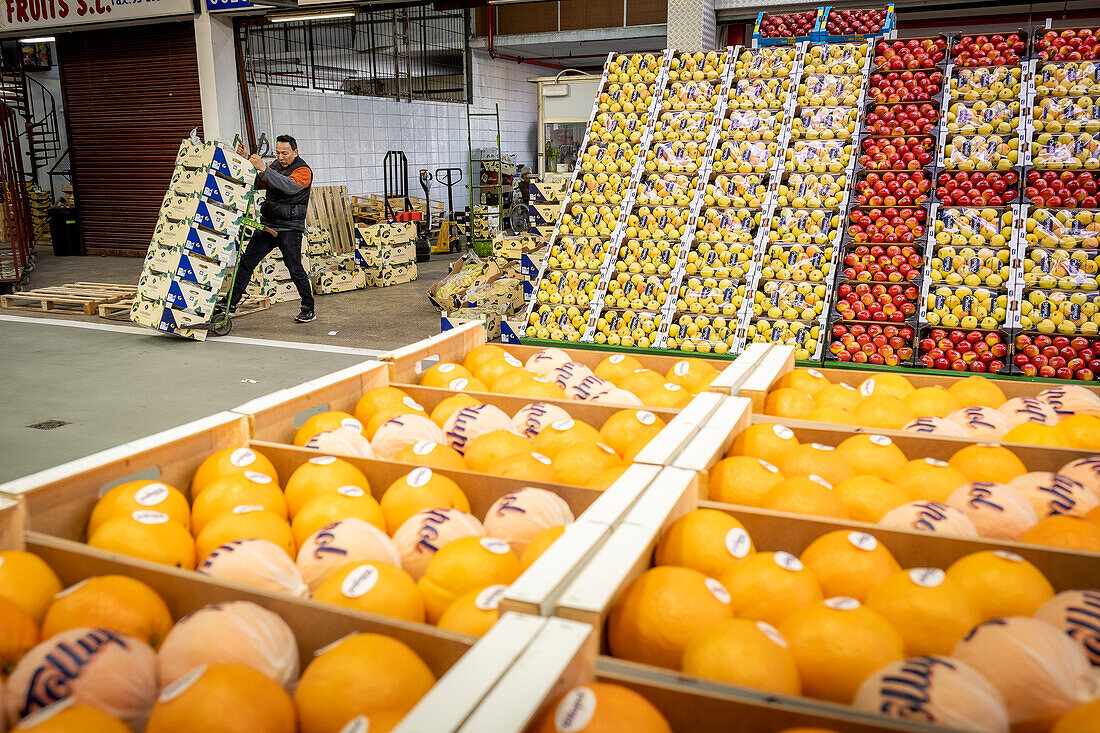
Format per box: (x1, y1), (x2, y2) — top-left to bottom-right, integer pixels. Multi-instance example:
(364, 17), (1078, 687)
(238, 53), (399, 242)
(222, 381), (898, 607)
(229, 228), (315, 310)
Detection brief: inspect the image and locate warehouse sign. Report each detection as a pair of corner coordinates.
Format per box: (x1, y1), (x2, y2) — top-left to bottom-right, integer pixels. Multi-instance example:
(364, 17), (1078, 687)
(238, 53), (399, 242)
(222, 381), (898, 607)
(1, 0), (194, 32)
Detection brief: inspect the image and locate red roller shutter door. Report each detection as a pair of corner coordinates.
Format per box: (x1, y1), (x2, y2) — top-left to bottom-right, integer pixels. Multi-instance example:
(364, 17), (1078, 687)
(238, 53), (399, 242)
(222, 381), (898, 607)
(58, 22), (204, 256)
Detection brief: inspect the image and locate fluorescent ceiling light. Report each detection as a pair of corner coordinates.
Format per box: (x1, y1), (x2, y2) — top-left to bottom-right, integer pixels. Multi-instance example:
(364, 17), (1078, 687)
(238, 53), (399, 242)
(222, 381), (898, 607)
(269, 9), (354, 22)
(19, 36), (55, 43)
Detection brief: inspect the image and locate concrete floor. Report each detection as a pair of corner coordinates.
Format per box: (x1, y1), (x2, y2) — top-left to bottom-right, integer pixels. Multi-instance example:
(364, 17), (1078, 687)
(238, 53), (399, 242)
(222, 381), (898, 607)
(0, 246), (469, 482)
(21, 246), (463, 351)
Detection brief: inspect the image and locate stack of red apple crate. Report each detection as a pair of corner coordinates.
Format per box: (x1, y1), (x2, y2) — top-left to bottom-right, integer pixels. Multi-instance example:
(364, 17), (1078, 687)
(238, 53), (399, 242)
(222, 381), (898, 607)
(827, 35), (949, 367)
(1013, 26), (1100, 381)
(912, 31), (1031, 375)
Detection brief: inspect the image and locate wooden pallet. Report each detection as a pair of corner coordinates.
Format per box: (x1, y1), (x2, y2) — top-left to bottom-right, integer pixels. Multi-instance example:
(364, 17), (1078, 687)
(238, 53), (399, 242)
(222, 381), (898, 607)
(306, 186), (354, 255)
(2, 282), (134, 315)
(98, 295), (272, 322)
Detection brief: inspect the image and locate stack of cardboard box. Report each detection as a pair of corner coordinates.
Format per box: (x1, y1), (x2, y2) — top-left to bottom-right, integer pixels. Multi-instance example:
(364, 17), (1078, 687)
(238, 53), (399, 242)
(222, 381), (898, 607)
(354, 221), (418, 287)
(310, 226), (365, 294)
(131, 139), (256, 341)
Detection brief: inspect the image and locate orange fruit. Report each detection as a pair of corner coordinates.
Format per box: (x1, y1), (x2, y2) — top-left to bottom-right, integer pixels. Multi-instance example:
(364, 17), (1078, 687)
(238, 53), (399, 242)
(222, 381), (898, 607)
(294, 411), (364, 446)
(865, 567), (981, 656)
(418, 536), (521, 623)
(853, 395), (917, 431)
(294, 633), (435, 733)
(441, 375), (490, 393)
(291, 487), (386, 547)
(1004, 422), (1071, 447)
(497, 452), (557, 483)
(42, 575), (172, 648)
(835, 434), (908, 479)
(393, 440), (467, 470)
(595, 354), (644, 384)
(420, 362), (473, 387)
(473, 356), (524, 388)
(798, 530), (900, 602)
(0, 595), (37, 675)
(762, 476), (848, 520)
(948, 444), (1027, 484)
(313, 562), (425, 623)
(640, 382), (693, 409)
(194, 508), (295, 564)
(506, 377), (570, 401)
(1023, 515), (1100, 552)
(462, 344), (508, 373)
(190, 472), (287, 535)
(552, 442), (622, 486)
(463, 431), (531, 473)
(619, 369), (666, 397)
(947, 550), (1055, 621)
(779, 443), (854, 486)
(380, 468), (469, 534)
(655, 509), (755, 578)
(947, 375), (1007, 409)
(533, 683), (672, 733)
(352, 386), (411, 424)
(858, 373), (915, 400)
(729, 422), (799, 466)
(520, 525), (566, 571)
(531, 419), (602, 458)
(0, 550), (63, 623)
(806, 406), (858, 425)
(490, 369), (534, 393)
(88, 510), (196, 570)
(903, 386), (961, 418)
(888, 457), (969, 503)
(598, 407), (664, 453)
(814, 383), (862, 411)
(88, 480), (190, 537)
(708, 456), (783, 506)
(834, 476), (914, 523)
(681, 618), (801, 696)
(1054, 698), (1100, 733)
(777, 368), (831, 398)
(191, 447), (279, 498)
(1054, 414), (1100, 451)
(717, 551), (822, 627)
(436, 584), (505, 638)
(284, 456), (371, 517)
(764, 388), (816, 419)
(608, 566), (734, 669)
(666, 359), (718, 393)
(779, 598), (905, 704)
(12, 702), (131, 732)
(588, 465), (628, 491)
(146, 662), (296, 733)
(428, 394), (481, 428)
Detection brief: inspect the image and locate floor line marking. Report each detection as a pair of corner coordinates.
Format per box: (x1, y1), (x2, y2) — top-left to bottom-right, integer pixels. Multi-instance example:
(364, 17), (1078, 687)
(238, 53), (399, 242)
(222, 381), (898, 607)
(0, 314), (385, 356)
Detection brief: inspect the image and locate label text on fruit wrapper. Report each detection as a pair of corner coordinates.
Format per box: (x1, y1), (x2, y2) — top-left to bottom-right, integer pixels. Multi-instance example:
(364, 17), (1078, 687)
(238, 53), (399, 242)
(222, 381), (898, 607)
(494, 493), (526, 517)
(964, 483), (1006, 512)
(1040, 474), (1089, 516)
(874, 655), (957, 721)
(414, 509), (454, 554)
(1062, 590), (1100, 662)
(19, 629), (131, 718)
(309, 522), (351, 560)
(910, 502), (953, 532)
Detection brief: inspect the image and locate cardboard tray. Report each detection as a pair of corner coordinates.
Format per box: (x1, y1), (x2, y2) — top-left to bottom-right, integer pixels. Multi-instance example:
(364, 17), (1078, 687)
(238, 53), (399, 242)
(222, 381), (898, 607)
(382, 321), (771, 396)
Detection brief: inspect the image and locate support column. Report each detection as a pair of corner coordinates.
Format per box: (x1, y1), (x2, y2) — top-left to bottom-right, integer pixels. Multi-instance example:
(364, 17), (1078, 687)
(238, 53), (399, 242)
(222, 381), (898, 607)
(194, 10), (243, 144)
(666, 0), (717, 52)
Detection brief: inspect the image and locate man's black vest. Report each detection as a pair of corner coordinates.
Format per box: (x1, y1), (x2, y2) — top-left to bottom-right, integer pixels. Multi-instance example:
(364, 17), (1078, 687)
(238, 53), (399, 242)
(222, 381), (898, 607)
(260, 156), (312, 232)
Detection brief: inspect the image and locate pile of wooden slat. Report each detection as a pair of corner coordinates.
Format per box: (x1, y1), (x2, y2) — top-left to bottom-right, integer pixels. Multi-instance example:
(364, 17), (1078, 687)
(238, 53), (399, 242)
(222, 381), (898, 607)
(2, 282), (135, 315)
(305, 185), (354, 254)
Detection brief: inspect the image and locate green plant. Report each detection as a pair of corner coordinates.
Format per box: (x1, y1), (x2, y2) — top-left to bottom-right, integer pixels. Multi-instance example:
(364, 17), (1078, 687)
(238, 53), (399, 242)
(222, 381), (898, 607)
(544, 141), (560, 167)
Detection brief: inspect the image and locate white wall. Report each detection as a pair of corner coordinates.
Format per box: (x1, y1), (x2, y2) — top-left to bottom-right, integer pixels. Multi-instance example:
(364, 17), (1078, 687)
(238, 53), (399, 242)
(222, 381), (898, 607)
(249, 51), (538, 211)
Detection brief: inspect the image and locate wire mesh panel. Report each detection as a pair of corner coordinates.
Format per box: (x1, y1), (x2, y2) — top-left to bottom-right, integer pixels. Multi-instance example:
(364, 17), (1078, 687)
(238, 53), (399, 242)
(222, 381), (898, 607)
(239, 7), (468, 103)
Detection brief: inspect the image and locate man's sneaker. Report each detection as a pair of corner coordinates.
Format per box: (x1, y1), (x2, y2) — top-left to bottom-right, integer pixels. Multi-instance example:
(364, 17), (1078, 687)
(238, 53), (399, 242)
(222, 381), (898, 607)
(212, 302), (237, 319)
(295, 309), (316, 323)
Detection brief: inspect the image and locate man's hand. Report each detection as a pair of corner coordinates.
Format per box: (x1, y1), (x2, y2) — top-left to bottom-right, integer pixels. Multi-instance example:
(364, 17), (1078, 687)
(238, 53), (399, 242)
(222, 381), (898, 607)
(236, 142), (248, 157)
(250, 154), (266, 173)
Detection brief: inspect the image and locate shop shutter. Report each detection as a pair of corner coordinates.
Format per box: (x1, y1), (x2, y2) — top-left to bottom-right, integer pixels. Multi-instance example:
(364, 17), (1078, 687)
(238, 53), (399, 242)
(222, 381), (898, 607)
(57, 22), (203, 256)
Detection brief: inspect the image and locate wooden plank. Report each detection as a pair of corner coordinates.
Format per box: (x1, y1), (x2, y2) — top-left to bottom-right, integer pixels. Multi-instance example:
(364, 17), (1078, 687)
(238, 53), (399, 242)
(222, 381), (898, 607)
(1, 281), (136, 315)
(0, 495), (25, 551)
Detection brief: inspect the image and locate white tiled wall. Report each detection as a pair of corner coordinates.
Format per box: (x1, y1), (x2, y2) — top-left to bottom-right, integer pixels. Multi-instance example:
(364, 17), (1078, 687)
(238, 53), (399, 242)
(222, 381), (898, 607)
(251, 51), (537, 211)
